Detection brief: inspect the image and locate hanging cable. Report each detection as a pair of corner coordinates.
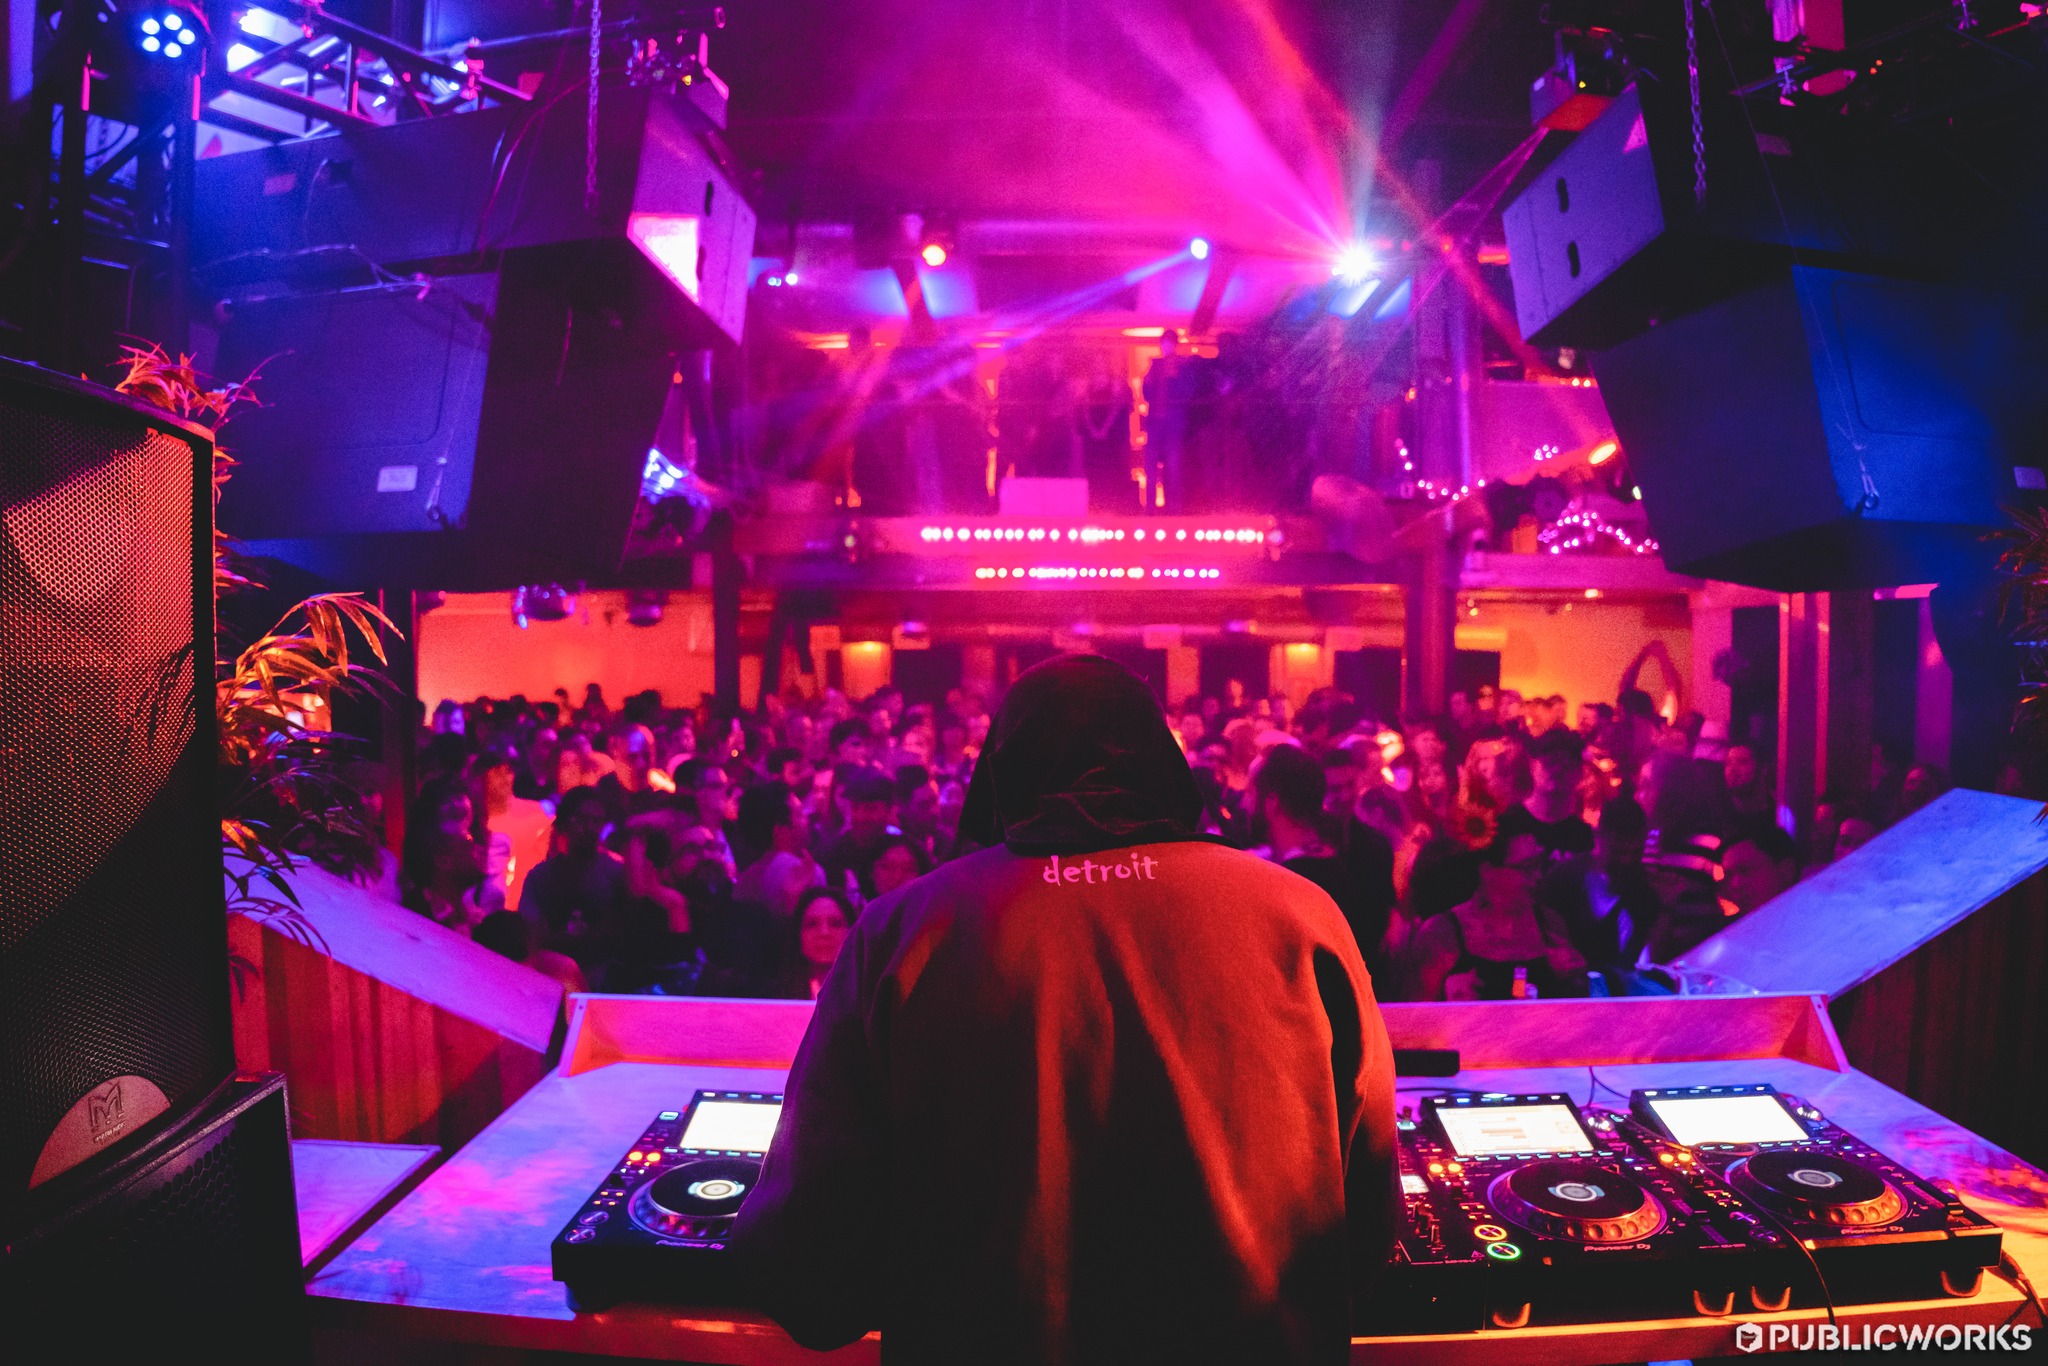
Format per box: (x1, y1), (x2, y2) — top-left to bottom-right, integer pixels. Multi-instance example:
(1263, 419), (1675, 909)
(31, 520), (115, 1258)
(585, 0), (603, 211)
(1684, 0), (1706, 207)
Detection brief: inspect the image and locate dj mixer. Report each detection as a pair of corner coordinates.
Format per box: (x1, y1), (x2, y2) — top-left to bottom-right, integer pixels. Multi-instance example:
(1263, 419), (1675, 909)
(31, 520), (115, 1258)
(550, 1089), (783, 1310)
(550, 1083), (2001, 1329)
(1361, 1085), (2001, 1332)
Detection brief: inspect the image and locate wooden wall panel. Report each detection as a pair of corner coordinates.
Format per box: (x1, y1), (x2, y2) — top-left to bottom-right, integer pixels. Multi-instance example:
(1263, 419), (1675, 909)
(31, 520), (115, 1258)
(1831, 874), (2048, 1169)
(231, 915), (558, 1152)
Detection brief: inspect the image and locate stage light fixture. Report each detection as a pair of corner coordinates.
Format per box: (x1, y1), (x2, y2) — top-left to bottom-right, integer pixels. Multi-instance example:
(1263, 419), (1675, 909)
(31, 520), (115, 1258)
(916, 213), (957, 270)
(1189, 237), (1211, 261)
(136, 7), (201, 60)
(1333, 242), (1376, 284)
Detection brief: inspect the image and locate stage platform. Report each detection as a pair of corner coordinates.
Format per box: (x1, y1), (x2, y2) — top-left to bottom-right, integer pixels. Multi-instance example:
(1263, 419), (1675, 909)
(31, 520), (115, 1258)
(306, 994), (2045, 1363)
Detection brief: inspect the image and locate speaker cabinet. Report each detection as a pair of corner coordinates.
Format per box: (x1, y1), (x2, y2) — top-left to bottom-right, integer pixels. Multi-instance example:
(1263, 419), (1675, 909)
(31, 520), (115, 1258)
(1592, 267), (2048, 590)
(2, 1073), (306, 1356)
(1503, 83), (1849, 350)
(0, 358), (234, 1234)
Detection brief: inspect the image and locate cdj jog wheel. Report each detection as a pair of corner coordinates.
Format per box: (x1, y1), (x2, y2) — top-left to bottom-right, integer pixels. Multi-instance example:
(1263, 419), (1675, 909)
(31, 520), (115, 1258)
(1728, 1152), (1905, 1228)
(628, 1157), (761, 1239)
(1487, 1160), (1667, 1243)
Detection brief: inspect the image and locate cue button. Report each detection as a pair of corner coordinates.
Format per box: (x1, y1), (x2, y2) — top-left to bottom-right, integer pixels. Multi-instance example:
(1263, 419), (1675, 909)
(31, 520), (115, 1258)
(566, 1227), (596, 1243)
(579, 1211), (609, 1226)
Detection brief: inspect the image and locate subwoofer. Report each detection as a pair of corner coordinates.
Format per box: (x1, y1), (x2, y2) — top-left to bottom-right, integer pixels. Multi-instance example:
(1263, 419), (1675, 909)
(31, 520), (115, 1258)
(2, 1073), (306, 1354)
(0, 357), (236, 1236)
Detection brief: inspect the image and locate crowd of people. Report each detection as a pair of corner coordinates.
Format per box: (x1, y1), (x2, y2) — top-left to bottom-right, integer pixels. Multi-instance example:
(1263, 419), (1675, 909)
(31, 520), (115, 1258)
(381, 641), (1951, 1003)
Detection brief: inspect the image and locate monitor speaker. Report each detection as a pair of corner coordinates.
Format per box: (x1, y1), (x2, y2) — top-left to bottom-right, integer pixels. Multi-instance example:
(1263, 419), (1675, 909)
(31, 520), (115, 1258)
(0, 358), (236, 1237)
(1, 1073), (306, 1356)
(1591, 267), (2048, 591)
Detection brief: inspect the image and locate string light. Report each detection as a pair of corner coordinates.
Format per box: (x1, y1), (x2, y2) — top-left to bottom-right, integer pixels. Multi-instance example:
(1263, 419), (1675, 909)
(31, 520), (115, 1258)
(1538, 508), (1662, 556)
(973, 565), (1223, 582)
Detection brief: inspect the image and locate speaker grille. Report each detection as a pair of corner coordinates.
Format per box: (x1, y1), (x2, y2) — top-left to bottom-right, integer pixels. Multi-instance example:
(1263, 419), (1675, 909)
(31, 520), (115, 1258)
(0, 372), (232, 1221)
(4, 1077), (305, 1352)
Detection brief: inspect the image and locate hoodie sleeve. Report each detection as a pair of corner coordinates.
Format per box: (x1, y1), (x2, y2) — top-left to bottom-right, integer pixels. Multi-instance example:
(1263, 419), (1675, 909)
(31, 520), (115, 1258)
(1314, 943), (1400, 1301)
(731, 919), (891, 1349)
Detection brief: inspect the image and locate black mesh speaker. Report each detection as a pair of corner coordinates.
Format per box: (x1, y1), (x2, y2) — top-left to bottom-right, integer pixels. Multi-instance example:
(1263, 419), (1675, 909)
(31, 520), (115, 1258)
(0, 357), (235, 1238)
(2, 1073), (306, 1355)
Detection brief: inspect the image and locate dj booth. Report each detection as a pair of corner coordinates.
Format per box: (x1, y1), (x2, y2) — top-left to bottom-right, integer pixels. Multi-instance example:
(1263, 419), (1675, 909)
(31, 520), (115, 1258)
(308, 991), (2046, 1363)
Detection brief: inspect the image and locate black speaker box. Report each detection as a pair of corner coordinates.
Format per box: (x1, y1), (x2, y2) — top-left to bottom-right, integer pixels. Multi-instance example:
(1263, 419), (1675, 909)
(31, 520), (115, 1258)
(0, 358), (236, 1235)
(212, 241), (696, 590)
(194, 88), (754, 347)
(1501, 81), (1928, 351)
(2, 1073), (307, 1358)
(1591, 266), (2048, 590)
(196, 89), (753, 590)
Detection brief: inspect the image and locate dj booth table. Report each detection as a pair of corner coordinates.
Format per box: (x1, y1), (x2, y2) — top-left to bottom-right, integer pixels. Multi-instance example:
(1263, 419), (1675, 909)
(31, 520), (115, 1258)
(310, 994), (2047, 1364)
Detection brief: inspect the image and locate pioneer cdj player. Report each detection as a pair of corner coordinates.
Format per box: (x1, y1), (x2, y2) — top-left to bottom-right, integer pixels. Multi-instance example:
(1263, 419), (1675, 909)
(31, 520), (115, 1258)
(1362, 1091), (1780, 1331)
(551, 1089), (783, 1310)
(1630, 1084), (2002, 1306)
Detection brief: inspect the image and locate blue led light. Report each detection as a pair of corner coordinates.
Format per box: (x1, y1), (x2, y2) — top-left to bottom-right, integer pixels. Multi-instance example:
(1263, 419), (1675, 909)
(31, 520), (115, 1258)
(142, 17), (160, 33)
(142, 34), (160, 50)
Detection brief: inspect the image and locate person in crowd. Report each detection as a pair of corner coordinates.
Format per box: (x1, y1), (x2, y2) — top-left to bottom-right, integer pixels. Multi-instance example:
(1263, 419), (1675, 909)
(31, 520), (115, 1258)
(1497, 728), (1593, 865)
(1722, 827), (1799, 915)
(1253, 744), (1387, 982)
(595, 723), (672, 822)
(1834, 816), (1879, 862)
(827, 718), (872, 771)
(521, 786), (628, 971)
(1721, 741), (1778, 841)
(734, 781), (826, 922)
(734, 653), (1396, 1364)
(820, 767), (899, 888)
(859, 832), (930, 901)
(777, 888), (857, 1000)
(1899, 762), (1949, 817)
(1637, 762), (1737, 966)
(473, 909), (588, 995)
(401, 828), (488, 934)
(1402, 832), (1588, 1001)
(1537, 798), (1660, 991)
(676, 759), (741, 877)
(555, 730), (614, 791)
(478, 751), (553, 914)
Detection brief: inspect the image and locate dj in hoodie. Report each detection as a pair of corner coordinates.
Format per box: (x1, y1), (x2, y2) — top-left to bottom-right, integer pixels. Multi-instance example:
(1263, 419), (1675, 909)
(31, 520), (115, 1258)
(735, 654), (1398, 1365)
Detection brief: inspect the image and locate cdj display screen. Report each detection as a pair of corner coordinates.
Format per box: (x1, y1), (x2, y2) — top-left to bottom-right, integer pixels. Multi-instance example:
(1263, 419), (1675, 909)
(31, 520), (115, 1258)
(681, 1099), (783, 1153)
(1645, 1093), (1807, 1146)
(1435, 1104), (1595, 1157)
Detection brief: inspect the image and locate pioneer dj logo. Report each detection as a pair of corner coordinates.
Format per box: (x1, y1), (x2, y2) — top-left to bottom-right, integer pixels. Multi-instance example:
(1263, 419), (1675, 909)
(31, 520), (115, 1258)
(1549, 1180), (1604, 1202)
(1788, 1166), (1842, 1189)
(1735, 1323), (1762, 1353)
(87, 1080), (126, 1143)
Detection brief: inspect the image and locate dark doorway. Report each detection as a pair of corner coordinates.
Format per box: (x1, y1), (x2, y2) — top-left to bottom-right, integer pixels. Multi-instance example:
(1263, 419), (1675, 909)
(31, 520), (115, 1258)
(1199, 642), (1271, 705)
(1452, 650), (1501, 700)
(1335, 648), (1402, 725)
(1730, 605), (1780, 757)
(891, 644), (964, 708)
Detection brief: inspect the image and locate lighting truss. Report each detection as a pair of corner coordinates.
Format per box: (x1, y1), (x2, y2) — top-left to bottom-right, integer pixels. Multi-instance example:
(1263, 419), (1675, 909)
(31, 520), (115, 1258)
(203, 1), (531, 142)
